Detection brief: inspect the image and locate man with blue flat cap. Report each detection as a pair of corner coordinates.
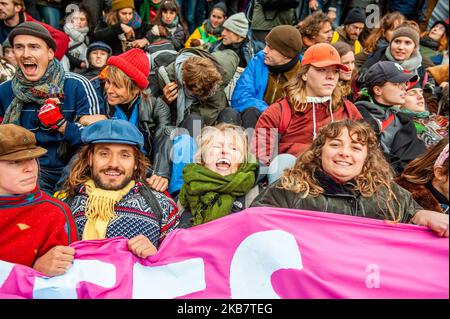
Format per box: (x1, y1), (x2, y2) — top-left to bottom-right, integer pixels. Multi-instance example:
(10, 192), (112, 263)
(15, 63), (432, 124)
(56, 119), (181, 260)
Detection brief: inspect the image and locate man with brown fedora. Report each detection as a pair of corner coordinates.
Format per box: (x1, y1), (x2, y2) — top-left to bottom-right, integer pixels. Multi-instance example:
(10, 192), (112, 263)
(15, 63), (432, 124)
(0, 124), (78, 276)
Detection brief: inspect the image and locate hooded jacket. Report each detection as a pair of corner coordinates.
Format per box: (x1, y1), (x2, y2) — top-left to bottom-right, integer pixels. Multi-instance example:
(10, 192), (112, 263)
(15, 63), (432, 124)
(253, 97), (362, 165)
(355, 98), (427, 174)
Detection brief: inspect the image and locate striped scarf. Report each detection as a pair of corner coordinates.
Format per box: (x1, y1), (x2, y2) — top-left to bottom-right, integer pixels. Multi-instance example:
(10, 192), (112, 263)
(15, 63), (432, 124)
(2, 59), (65, 125)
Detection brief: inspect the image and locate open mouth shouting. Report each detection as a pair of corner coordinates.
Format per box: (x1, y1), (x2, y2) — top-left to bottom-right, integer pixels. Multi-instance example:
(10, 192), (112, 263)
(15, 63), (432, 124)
(216, 158), (231, 171)
(22, 60), (38, 76)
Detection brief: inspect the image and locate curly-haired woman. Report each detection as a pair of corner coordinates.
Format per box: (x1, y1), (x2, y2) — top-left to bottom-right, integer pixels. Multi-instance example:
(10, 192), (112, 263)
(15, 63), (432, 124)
(252, 120), (449, 237)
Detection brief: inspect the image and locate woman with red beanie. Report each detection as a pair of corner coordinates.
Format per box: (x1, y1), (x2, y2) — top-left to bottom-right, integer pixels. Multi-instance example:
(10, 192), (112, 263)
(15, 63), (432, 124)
(82, 48), (174, 192)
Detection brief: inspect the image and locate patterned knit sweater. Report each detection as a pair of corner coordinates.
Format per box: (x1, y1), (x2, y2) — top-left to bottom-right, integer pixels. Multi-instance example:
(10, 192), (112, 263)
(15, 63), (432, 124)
(67, 182), (181, 248)
(0, 187), (78, 267)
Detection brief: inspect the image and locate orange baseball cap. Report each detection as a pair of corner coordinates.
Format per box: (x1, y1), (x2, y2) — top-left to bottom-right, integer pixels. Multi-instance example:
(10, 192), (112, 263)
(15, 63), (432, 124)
(301, 43), (350, 72)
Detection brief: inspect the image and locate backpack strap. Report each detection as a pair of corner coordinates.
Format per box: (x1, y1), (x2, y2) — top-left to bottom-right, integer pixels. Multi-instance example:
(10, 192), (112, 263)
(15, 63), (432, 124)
(278, 98), (292, 135)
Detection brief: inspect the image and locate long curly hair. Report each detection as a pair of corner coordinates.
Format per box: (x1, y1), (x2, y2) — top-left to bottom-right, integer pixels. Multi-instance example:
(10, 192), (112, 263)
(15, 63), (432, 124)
(62, 144), (150, 196)
(279, 120), (403, 221)
(284, 64), (344, 112)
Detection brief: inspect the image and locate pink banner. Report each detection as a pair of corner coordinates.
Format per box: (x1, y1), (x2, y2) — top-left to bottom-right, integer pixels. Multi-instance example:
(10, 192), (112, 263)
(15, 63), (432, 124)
(0, 207), (448, 299)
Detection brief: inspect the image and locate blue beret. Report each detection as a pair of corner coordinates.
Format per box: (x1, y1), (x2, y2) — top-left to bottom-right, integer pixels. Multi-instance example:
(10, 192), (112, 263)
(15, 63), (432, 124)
(81, 119), (145, 154)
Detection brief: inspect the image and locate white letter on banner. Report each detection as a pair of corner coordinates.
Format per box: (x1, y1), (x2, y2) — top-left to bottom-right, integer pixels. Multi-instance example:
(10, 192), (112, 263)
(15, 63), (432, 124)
(0, 260), (15, 287)
(229, 230), (303, 299)
(132, 258), (205, 299)
(33, 260), (116, 299)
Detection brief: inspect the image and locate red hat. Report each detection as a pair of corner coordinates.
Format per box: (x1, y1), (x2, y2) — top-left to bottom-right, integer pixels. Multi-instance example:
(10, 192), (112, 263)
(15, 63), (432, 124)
(302, 43), (350, 72)
(107, 48), (150, 90)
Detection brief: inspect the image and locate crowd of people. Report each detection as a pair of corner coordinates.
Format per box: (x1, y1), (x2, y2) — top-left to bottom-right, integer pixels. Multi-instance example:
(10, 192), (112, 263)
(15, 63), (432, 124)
(0, 0), (448, 282)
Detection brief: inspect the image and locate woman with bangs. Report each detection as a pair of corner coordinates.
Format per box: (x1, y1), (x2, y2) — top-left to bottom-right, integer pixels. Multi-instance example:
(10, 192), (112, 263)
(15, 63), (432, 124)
(146, 0), (188, 51)
(252, 120), (449, 237)
(252, 43), (362, 184)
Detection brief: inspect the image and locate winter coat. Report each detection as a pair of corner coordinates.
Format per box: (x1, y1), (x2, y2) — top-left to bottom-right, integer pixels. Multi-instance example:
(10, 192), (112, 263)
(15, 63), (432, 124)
(0, 73), (104, 169)
(157, 47), (239, 126)
(231, 50), (302, 113)
(146, 24), (186, 51)
(251, 0), (296, 31)
(253, 97), (362, 164)
(355, 99), (427, 175)
(210, 37), (256, 68)
(92, 17), (151, 55)
(331, 26), (362, 55)
(359, 47), (432, 89)
(251, 170), (421, 223)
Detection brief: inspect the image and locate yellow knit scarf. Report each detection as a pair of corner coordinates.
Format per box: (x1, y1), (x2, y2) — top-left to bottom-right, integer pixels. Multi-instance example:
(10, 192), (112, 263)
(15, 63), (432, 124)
(82, 179), (135, 240)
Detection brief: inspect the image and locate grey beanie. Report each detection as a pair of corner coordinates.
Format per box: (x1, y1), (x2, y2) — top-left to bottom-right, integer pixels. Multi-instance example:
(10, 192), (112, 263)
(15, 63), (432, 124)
(8, 21), (56, 51)
(223, 12), (249, 38)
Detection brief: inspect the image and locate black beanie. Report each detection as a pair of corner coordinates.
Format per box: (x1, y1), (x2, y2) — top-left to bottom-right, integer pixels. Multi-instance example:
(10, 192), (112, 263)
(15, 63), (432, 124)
(343, 8), (366, 25)
(8, 21), (56, 51)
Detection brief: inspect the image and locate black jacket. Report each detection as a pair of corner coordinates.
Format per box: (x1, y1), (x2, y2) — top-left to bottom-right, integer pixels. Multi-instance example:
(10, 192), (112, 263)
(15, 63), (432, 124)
(355, 99), (427, 175)
(252, 170), (420, 223)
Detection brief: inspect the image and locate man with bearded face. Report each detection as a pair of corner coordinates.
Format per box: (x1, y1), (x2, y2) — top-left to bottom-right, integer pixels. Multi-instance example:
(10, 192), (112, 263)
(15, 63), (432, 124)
(56, 119), (181, 259)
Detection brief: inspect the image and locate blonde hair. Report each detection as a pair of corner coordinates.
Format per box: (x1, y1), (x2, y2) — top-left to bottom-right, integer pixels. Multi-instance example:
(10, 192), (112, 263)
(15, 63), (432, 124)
(195, 123), (248, 166)
(284, 64), (344, 112)
(279, 120), (403, 222)
(400, 137), (449, 184)
(63, 144), (150, 197)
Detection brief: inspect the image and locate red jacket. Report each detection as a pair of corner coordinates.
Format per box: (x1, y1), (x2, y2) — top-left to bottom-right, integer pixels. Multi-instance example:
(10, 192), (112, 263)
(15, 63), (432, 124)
(0, 189), (78, 268)
(25, 13), (69, 61)
(252, 98), (363, 165)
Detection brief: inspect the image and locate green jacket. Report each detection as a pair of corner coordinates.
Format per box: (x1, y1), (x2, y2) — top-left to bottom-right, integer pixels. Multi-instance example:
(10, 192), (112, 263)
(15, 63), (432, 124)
(251, 171), (421, 223)
(158, 47), (238, 126)
(251, 0), (295, 31)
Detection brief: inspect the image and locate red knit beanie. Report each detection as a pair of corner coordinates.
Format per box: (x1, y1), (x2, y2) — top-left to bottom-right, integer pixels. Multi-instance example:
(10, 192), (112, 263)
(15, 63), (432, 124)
(107, 48), (150, 90)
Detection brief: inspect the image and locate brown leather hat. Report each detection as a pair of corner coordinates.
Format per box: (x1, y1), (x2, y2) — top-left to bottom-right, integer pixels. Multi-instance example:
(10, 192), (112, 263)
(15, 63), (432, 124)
(0, 124), (47, 161)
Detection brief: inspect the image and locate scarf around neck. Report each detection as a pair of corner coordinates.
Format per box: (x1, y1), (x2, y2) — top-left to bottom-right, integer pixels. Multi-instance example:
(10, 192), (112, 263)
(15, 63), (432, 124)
(179, 161), (258, 226)
(64, 23), (89, 45)
(268, 55), (299, 74)
(420, 36), (440, 51)
(205, 19), (224, 38)
(3, 58), (65, 125)
(0, 186), (43, 208)
(82, 179), (135, 240)
(385, 45), (422, 75)
(162, 16), (179, 29)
